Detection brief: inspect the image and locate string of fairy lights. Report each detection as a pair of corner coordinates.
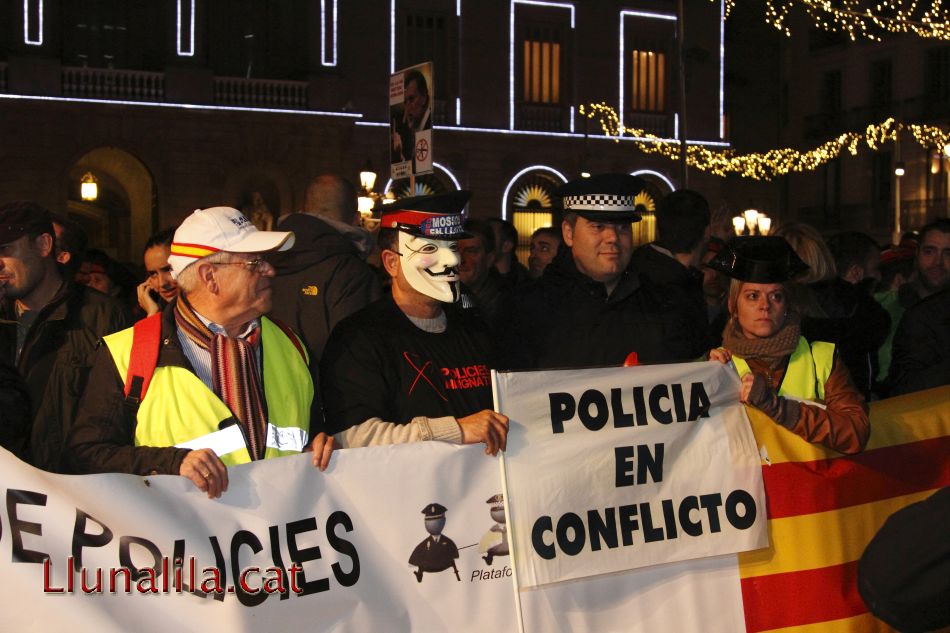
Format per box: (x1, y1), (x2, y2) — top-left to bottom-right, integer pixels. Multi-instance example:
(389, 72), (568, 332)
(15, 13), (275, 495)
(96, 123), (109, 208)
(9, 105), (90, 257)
(717, 0), (950, 41)
(579, 104), (950, 181)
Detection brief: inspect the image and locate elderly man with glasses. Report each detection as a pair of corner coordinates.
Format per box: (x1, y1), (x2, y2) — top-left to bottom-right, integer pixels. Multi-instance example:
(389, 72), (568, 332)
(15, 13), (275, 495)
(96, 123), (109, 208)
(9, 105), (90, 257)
(67, 207), (333, 497)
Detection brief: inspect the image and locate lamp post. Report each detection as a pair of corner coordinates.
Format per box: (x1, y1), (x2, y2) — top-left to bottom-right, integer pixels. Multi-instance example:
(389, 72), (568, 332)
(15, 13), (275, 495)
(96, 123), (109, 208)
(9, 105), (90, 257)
(893, 160), (904, 246)
(892, 126), (904, 246)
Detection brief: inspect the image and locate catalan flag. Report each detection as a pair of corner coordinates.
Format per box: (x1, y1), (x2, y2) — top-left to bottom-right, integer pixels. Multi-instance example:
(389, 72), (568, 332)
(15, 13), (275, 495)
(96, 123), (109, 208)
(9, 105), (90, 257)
(738, 385), (950, 632)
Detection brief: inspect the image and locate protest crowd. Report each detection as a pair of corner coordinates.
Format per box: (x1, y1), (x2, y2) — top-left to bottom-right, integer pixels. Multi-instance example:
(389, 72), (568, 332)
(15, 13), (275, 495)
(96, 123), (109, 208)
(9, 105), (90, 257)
(0, 172), (948, 631)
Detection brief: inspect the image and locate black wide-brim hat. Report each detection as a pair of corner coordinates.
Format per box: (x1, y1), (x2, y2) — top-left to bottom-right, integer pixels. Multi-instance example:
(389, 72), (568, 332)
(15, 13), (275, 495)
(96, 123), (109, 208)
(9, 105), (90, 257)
(555, 173), (648, 222)
(381, 190), (472, 240)
(706, 236), (809, 283)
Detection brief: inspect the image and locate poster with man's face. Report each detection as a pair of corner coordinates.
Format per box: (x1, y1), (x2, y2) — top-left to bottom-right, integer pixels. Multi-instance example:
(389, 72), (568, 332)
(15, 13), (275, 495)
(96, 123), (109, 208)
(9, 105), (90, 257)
(390, 61), (434, 180)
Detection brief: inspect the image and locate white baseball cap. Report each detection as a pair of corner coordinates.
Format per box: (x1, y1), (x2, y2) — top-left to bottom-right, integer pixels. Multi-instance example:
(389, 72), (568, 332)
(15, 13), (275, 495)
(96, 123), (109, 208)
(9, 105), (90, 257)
(167, 206), (295, 278)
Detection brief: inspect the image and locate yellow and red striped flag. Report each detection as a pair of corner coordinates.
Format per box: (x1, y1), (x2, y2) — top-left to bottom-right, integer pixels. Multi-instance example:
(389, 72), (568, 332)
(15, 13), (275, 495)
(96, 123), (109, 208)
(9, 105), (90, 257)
(738, 385), (950, 632)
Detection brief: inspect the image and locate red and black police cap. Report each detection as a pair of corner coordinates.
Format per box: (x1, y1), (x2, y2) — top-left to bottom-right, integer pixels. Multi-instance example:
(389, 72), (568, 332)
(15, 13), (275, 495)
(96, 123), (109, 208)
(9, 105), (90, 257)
(381, 191), (472, 240)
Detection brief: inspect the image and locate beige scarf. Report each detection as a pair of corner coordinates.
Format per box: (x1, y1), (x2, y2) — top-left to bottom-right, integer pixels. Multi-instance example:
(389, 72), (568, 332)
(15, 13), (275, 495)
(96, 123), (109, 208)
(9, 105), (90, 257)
(722, 311), (801, 364)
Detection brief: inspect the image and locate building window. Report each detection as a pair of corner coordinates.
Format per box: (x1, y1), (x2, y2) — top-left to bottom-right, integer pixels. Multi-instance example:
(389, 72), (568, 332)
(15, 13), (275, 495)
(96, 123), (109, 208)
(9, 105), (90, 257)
(62, 0), (129, 68)
(868, 59), (892, 108)
(503, 169), (566, 258)
(621, 10), (675, 137)
(514, 2), (573, 132)
(398, 10), (458, 125)
(871, 152), (891, 225)
(926, 148), (949, 214)
(925, 46), (950, 102)
(23, 0), (43, 46)
(630, 49), (666, 112)
(822, 158), (841, 227)
(508, 171), (560, 264)
(820, 70), (842, 114)
(523, 33), (561, 104)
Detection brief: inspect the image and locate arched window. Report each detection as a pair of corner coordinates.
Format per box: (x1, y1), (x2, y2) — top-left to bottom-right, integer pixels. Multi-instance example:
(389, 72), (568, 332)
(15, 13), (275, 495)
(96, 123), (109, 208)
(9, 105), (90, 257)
(384, 162), (461, 199)
(502, 166), (567, 265)
(629, 169), (672, 246)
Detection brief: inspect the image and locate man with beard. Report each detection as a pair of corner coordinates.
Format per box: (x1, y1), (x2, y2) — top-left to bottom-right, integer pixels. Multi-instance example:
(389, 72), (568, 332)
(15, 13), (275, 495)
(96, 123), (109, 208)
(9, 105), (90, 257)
(0, 201), (129, 471)
(320, 192), (508, 454)
(499, 174), (700, 370)
(899, 218), (950, 307)
(67, 207), (333, 497)
(887, 218), (950, 395)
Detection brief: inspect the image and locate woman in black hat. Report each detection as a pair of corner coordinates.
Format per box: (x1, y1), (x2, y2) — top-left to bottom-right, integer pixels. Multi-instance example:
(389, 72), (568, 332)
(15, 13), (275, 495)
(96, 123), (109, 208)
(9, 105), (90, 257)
(706, 236), (869, 454)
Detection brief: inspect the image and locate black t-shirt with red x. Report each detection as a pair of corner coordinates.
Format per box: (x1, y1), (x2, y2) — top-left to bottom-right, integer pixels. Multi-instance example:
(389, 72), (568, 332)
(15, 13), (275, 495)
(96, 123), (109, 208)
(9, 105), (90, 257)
(319, 296), (494, 434)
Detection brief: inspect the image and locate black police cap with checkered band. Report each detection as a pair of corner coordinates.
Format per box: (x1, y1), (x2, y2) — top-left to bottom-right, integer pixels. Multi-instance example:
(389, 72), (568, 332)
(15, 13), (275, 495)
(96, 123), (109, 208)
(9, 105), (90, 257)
(555, 173), (649, 223)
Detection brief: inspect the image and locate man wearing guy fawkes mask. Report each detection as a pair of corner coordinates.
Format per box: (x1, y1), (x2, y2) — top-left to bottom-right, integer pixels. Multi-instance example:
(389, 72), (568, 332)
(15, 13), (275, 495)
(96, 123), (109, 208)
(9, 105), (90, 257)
(320, 191), (509, 454)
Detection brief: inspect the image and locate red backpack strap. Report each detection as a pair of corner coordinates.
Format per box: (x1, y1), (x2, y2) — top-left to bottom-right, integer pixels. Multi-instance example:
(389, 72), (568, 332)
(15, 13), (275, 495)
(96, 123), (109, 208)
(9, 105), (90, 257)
(124, 313), (163, 405)
(267, 317), (308, 363)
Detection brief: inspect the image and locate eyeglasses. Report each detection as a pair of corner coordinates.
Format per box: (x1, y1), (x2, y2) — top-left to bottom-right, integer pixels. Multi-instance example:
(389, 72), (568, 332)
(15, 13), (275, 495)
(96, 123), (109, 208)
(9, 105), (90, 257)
(214, 258), (267, 274)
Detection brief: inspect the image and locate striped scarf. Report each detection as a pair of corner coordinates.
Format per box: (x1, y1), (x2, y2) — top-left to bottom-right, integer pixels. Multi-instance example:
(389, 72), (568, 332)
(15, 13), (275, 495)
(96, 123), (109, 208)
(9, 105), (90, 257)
(174, 296), (267, 460)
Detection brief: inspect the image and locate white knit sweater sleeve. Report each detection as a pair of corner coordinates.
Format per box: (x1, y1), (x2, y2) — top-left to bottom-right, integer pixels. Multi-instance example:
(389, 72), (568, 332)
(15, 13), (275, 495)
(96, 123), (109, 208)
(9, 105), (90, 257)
(332, 415), (463, 448)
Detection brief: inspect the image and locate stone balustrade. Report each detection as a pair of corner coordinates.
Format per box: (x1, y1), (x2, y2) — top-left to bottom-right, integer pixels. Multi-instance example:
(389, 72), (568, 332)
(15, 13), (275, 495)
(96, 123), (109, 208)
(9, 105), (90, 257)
(62, 66), (165, 101)
(213, 76), (309, 109)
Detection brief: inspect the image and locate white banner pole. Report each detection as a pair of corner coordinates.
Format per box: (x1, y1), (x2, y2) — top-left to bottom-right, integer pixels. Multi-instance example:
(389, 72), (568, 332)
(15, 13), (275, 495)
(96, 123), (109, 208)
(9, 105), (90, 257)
(493, 369), (526, 633)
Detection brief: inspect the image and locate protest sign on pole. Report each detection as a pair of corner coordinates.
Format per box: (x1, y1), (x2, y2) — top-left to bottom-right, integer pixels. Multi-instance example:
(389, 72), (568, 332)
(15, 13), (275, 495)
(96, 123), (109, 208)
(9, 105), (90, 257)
(494, 361), (768, 589)
(390, 61), (434, 185)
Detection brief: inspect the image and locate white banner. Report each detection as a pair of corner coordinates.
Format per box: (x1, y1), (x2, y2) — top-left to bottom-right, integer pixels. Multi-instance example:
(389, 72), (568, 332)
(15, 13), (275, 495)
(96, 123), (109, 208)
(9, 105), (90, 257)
(495, 362), (768, 588)
(0, 443), (516, 632)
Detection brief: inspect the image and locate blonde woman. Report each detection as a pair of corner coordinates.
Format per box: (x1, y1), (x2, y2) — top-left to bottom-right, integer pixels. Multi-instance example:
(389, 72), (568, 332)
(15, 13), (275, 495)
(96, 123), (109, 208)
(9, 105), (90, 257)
(707, 236), (869, 454)
(773, 222), (890, 399)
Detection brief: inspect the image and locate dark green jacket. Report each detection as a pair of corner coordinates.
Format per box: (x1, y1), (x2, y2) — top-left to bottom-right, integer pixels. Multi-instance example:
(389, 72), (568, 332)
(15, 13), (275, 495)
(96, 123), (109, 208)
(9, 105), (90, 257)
(0, 283), (129, 472)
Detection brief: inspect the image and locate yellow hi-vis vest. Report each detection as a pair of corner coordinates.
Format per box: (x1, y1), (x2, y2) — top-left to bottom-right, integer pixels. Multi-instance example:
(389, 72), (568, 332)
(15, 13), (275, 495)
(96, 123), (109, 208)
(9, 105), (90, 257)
(104, 318), (313, 466)
(732, 336), (835, 403)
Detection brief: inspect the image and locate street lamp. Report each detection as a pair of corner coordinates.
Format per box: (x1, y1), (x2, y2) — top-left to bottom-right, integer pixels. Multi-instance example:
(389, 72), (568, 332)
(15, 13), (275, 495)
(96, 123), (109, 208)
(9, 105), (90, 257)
(732, 216), (745, 236)
(359, 168), (377, 192)
(742, 208), (759, 234)
(80, 172), (98, 201)
(732, 211), (771, 236)
(358, 163), (386, 229)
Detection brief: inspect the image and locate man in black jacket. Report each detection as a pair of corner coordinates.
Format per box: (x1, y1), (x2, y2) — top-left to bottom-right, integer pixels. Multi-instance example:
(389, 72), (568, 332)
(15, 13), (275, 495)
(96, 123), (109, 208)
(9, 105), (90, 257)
(630, 189), (712, 353)
(499, 174), (700, 370)
(0, 201), (129, 471)
(269, 174), (381, 365)
(887, 287), (950, 395)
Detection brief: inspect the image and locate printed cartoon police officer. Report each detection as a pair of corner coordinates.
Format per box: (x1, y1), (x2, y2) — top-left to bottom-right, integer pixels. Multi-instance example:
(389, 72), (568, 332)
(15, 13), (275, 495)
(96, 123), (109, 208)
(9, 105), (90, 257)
(409, 503), (461, 582)
(479, 494), (509, 566)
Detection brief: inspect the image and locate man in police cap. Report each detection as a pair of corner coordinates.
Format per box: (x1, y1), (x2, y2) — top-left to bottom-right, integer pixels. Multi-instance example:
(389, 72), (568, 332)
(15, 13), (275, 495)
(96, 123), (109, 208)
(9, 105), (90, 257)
(499, 174), (701, 369)
(319, 191), (508, 453)
(67, 207), (333, 497)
